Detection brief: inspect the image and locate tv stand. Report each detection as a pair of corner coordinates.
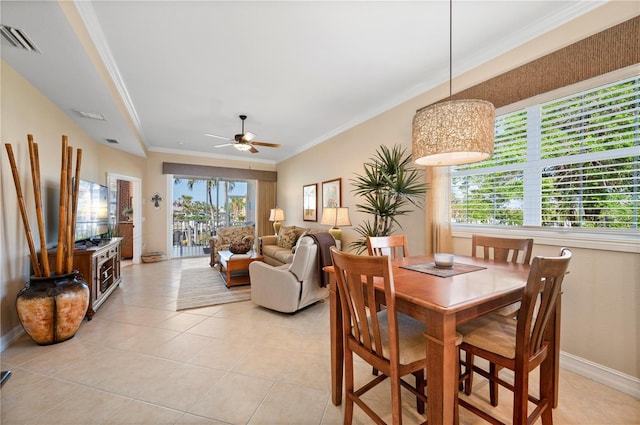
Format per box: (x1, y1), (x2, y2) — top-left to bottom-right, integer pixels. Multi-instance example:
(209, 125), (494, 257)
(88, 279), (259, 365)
(48, 238), (122, 320)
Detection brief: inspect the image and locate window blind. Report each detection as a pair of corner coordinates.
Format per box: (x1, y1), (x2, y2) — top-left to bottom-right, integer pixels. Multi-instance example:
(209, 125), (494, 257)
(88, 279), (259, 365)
(451, 75), (639, 230)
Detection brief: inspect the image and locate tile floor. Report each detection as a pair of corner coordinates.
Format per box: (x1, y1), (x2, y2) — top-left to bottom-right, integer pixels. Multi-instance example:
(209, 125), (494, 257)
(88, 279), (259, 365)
(1, 257), (638, 424)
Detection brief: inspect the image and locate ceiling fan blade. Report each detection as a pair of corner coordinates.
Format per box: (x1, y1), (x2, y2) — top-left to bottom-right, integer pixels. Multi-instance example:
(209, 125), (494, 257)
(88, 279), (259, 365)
(214, 143), (234, 148)
(249, 146), (259, 154)
(251, 141), (281, 148)
(204, 133), (232, 141)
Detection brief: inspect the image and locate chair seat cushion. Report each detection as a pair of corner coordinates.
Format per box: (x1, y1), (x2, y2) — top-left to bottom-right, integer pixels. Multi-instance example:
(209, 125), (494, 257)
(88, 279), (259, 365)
(372, 311), (462, 365)
(458, 312), (517, 359)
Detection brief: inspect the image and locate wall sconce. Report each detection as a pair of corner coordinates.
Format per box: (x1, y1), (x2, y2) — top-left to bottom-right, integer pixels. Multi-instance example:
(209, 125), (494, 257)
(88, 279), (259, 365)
(151, 193), (163, 210)
(321, 207), (351, 241)
(269, 208), (285, 235)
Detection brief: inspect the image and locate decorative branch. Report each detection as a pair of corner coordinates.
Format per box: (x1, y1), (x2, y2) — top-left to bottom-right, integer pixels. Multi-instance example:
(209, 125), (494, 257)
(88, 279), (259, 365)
(4, 143), (41, 276)
(28, 136), (50, 277)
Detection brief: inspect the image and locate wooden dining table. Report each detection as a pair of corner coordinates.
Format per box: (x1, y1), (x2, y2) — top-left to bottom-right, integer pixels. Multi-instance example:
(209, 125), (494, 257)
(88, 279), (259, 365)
(327, 254), (562, 424)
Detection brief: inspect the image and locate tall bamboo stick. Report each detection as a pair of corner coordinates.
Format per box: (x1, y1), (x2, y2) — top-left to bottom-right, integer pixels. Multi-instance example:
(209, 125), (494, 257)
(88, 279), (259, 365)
(64, 146), (73, 273)
(28, 136), (50, 277)
(56, 136), (69, 275)
(4, 143), (42, 277)
(67, 148), (82, 273)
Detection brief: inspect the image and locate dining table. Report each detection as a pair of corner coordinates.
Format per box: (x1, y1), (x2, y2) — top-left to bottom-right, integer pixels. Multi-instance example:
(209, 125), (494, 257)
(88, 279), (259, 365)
(327, 254), (562, 424)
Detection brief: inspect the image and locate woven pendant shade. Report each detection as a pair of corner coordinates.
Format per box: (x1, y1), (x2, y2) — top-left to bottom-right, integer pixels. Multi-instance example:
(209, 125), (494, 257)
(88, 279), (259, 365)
(412, 99), (495, 166)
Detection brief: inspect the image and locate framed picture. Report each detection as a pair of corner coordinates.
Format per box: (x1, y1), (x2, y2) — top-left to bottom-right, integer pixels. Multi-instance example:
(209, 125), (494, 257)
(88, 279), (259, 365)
(303, 183), (317, 222)
(322, 178), (341, 208)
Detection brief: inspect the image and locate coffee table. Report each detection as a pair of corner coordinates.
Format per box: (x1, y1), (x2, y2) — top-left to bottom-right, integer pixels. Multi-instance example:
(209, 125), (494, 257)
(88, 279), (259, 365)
(218, 250), (264, 288)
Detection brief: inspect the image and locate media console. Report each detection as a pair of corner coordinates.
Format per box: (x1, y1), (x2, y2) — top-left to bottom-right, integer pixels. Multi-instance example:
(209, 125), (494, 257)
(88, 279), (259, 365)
(48, 238), (122, 319)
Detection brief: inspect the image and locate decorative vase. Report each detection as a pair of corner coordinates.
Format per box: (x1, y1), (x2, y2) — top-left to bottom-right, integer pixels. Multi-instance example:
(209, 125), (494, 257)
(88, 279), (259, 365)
(16, 271), (89, 345)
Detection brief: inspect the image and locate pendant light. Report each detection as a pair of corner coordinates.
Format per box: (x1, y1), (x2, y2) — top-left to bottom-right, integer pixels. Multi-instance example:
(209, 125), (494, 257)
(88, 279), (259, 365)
(412, 0), (495, 166)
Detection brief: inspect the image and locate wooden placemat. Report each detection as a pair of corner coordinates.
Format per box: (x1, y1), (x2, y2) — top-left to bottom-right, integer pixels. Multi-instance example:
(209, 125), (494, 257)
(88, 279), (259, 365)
(400, 262), (486, 278)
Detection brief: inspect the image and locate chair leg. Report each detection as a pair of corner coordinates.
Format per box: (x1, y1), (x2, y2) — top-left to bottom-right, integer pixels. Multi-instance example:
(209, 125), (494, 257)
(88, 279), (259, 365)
(489, 363), (500, 407)
(413, 370), (425, 414)
(344, 349), (355, 425)
(464, 352), (474, 396)
(512, 369), (529, 425)
(390, 370), (403, 425)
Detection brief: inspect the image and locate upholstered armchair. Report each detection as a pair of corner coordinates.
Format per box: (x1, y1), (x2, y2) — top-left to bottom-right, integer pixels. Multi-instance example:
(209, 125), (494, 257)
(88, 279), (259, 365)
(209, 225), (255, 267)
(249, 236), (328, 313)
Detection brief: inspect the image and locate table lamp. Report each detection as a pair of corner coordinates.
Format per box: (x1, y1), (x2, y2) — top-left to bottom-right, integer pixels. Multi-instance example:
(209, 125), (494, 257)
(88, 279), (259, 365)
(321, 207), (351, 241)
(269, 208), (285, 235)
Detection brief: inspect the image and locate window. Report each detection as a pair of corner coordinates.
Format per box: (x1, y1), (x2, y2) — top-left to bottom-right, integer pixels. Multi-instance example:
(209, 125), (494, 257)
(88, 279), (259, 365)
(452, 75), (639, 230)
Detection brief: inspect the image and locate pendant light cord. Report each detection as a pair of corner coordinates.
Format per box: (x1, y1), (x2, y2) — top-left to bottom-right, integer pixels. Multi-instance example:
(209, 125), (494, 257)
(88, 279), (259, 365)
(449, 0), (453, 101)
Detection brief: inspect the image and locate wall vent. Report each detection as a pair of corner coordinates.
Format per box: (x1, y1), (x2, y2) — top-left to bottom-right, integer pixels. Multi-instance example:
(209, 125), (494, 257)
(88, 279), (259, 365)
(0, 25), (41, 53)
(106, 139), (119, 144)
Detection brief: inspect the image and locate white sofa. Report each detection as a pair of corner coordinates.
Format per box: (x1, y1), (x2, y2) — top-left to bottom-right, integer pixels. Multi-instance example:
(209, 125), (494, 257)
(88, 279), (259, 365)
(249, 236), (328, 313)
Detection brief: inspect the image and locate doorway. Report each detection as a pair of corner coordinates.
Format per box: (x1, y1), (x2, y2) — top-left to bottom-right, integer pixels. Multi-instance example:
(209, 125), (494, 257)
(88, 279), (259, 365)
(107, 173), (142, 263)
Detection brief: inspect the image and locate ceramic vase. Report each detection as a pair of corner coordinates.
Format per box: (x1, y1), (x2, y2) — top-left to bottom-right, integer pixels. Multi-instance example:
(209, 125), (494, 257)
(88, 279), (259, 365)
(16, 271), (89, 345)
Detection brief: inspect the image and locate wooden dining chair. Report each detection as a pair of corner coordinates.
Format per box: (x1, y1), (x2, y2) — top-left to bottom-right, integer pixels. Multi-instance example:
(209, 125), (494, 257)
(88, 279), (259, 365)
(366, 235), (410, 376)
(463, 235), (534, 405)
(330, 247), (429, 424)
(457, 248), (572, 425)
(367, 235), (409, 259)
(471, 235), (533, 265)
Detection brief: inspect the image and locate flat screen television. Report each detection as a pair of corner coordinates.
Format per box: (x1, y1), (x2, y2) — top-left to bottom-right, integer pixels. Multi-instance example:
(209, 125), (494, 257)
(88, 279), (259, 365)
(74, 179), (109, 243)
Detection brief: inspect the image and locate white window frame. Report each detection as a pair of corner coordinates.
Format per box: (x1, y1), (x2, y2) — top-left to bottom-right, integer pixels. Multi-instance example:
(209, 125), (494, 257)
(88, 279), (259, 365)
(451, 65), (640, 253)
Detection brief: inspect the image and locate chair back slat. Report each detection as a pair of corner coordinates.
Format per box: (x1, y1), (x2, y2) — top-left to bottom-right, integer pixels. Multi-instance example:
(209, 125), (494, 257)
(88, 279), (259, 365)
(331, 247), (398, 362)
(472, 235), (534, 264)
(517, 248), (571, 358)
(367, 235), (409, 259)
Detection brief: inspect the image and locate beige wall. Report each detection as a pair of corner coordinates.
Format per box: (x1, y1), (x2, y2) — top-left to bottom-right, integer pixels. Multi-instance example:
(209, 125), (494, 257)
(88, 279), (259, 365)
(276, 95), (431, 255)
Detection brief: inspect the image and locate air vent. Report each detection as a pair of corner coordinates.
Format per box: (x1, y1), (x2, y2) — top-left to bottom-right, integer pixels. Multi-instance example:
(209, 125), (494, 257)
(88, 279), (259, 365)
(0, 25), (41, 53)
(74, 110), (106, 121)
(106, 139), (119, 144)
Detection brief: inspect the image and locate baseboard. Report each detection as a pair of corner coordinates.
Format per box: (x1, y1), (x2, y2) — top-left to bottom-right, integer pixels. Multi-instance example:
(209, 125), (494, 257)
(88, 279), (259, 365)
(560, 351), (640, 400)
(0, 326), (24, 353)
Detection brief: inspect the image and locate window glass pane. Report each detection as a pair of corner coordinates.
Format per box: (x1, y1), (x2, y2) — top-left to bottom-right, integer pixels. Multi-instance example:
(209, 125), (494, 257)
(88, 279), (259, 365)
(541, 78), (640, 159)
(452, 170), (524, 225)
(541, 157), (639, 228)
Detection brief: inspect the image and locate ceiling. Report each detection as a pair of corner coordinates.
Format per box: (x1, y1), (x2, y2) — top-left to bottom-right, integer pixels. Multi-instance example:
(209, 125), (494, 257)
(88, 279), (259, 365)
(1, 1), (609, 164)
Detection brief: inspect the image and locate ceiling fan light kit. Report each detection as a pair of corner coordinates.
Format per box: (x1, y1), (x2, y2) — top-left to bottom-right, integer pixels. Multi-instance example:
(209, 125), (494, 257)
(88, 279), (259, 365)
(206, 115), (280, 154)
(234, 143), (252, 152)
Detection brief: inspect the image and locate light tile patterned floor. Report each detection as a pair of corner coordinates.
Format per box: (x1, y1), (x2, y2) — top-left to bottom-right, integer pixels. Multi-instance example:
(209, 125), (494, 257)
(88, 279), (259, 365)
(1, 257), (638, 424)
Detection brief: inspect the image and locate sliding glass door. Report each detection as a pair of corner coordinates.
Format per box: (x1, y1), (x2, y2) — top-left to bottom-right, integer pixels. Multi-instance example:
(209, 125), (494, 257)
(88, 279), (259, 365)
(171, 177), (255, 258)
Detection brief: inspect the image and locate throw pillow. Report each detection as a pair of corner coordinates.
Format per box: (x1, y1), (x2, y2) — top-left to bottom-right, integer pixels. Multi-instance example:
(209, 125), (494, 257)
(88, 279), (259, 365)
(277, 226), (297, 249)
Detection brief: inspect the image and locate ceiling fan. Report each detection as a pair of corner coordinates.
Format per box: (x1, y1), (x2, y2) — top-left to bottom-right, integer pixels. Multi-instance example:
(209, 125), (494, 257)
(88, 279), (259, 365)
(205, 115), (280, 153)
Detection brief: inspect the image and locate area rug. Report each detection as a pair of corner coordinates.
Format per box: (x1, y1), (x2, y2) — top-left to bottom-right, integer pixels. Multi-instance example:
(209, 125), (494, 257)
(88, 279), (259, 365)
(176, 267), (251, 311)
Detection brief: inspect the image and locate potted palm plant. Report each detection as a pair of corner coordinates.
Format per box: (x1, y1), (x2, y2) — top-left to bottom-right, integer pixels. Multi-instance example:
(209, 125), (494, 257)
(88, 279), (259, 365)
(350, 144), (427, 253)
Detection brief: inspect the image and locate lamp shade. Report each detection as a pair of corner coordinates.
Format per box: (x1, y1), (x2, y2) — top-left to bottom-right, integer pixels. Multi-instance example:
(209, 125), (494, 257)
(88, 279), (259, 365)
(412, 99), (495, 166)
(321, 207), (351, 227)
(269, 208), (285, 222)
